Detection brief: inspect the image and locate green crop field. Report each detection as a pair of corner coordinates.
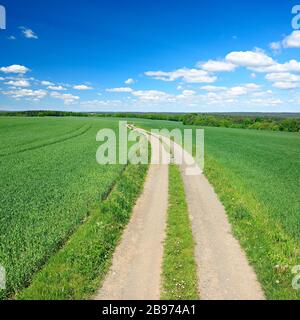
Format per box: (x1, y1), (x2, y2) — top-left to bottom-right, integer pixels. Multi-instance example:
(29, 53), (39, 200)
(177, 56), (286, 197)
(0, 117), (148, 300)
(132, 118), (300, 300)
(1, 116), (299, 300)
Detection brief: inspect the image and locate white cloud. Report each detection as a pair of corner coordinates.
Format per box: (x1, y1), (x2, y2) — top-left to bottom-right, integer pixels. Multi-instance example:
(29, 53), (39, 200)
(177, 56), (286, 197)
(282, 31), (300, 48)
(250, 73), (257, 79)
(8, 36), (16, 40)
(181, 90), (196, 96)
(145, 68), (217, 83)
(269, 31), (300, 51)
(48, 85), (66, 91)
(269, 41), (281, 51)
(0, 65), (30, 74)
(226, 50), (275, 68)
(41, 81), (54, 86)
(125, 78), (135, 85)
(265, 72), (300, 82)
(81, 99), (123, 109)
(3, 89), (47, 100)
(200, 85), (227, 92)
(177, 90), (197, 100)
(50, 92), (80, 104)
(250, 98), (283, 106)
(5, 79), (31, 87)
(244, 83), (261, 89)
(20, 27), (38, 39)
(200, 83), (261, 102)
(226, 86), (248, 96)
(73, 84), (93, 90)
(132, 90), (172, 101)
(106, 87), (133, 93)
(249, 60), (300, 73)
(199, 60), (236, 72)
(272, 82), (299, 90)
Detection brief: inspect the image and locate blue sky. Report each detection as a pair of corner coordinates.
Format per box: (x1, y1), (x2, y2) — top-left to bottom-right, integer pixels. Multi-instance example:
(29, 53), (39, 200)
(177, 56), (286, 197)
(0, 0), (300, 112)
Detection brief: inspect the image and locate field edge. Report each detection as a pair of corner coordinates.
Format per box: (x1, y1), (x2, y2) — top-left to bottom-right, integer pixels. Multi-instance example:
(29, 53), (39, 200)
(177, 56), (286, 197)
(16, 162), (149, 300)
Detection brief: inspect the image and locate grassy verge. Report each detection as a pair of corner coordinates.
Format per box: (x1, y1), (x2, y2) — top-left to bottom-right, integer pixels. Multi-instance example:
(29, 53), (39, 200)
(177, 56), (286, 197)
(205, 155), (300, 300)
(133, 119), (300, 299)
(17, 163), (148, 300)
(161, 165), (199, 300)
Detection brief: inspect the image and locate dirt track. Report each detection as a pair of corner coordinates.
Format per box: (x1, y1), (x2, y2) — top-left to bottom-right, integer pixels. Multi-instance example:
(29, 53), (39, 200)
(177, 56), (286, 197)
(95, 132), (169, 300)
(158, 133), (265, 300)
(96, 128), (265, 300)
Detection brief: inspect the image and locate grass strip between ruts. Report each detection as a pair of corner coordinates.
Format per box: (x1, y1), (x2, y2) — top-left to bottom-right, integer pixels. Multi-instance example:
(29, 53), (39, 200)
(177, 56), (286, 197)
(161, 164), (199, 300)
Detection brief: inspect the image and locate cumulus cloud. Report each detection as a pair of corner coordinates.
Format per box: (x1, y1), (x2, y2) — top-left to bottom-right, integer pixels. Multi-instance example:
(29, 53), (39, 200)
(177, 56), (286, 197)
(145, 68), (217, 83)
(249, 97), (283, 106)
(226, 86), (248, 96)
(20, 27), (38, 39)
(125, 78), (135, 85)
(199, 60), (236, 72)
(73, 84), (93, 90)
(181, 90), (196, 96)
(48, 85), (66, 91)
(265, 72), (300, 82)
(3, 89), (47, 100)
(269, 31), (300, 51)
(50, 91), (80, 104)
(176, 90), (197, 100)
(282, 31), (300, 48)
(81, 99), (123, 109)
(0, 64), (30, 74)
(269, 41), (281, 51)
(5, 79), (31, 87)
(41, 80), (54, 86)
(244, 83), (261, 89)
(200, 85), (227, 92)
(272, 82), (299, 90)
(131, 90), (173, 101)
(106, 87), (133, 93)
(247, 59), (300, 74)
(225, 50), (275, 68)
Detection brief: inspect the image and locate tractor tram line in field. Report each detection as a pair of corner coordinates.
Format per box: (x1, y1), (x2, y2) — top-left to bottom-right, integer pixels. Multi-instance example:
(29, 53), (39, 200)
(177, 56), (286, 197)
(1, 117), (299, 300)
(0, 124), (91, 157)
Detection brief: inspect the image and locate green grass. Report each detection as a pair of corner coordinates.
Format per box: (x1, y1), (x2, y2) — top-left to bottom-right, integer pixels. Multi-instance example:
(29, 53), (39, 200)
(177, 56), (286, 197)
(161, 165), (199, 300)
(17, 163), (148, 300)
(133, 119), (300, 300)
(0, 117), (135, 299)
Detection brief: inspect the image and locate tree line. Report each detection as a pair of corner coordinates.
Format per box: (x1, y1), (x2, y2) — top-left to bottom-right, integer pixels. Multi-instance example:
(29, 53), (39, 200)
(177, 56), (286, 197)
(182, 114), (300, 132)
(1, 110), (299, 132)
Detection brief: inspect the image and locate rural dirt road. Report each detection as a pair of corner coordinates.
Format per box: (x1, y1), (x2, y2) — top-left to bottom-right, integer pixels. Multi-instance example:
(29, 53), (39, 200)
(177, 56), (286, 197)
(96, 127), (265, 300)
(158, 133), (265, 300)
(95, 131), (169, 300)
